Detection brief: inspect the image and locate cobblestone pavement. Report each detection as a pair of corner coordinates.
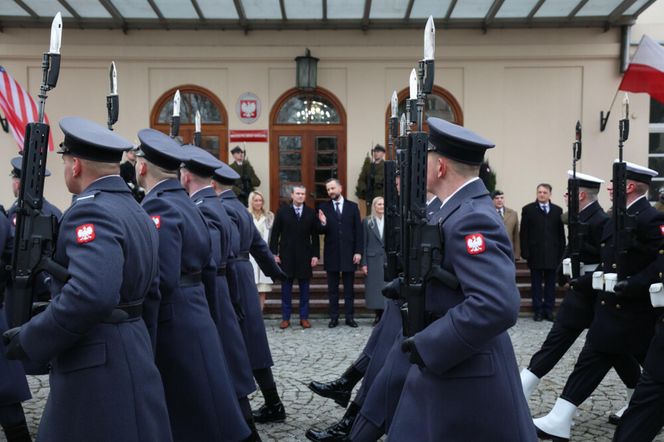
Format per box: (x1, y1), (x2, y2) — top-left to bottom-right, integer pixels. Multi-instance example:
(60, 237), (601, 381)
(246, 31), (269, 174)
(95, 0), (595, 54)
(11, 317), (664, 441)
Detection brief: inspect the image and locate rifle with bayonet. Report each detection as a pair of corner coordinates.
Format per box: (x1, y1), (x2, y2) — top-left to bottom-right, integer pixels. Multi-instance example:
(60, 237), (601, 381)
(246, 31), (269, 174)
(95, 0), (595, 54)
(566, 121), (584, 279)
(107, 61), (118, 131)
(384, 91), (401, 281)
(193, 110), (202, 147)
(613, 95), (635, 281)
(171, 89), (181, 139)
(9, 13), (69, 327)
(398, 17), (457, 337)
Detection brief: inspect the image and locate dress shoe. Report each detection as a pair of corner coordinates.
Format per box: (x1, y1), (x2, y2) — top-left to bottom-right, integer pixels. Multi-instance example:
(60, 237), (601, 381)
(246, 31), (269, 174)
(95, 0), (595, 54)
(305, 403), (359, 442)
(533, 312), (543, 322)
(308, 366), (363, 408)
(345, 318), (358, 328)
(279, 320), (290, 329)
(543, 311), (555, 322)
(252, 401), (286, 423)
(328, 318), (339, 328)
(300, 319), (311, 329)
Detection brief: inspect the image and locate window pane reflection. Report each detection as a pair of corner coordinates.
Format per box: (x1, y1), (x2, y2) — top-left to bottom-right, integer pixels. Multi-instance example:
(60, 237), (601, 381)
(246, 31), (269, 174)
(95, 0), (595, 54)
(277, 95), (340, 124)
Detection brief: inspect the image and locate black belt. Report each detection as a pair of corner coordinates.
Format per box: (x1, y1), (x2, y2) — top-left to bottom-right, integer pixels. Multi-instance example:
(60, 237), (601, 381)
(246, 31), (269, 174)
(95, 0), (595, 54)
(229, 251), (250, 262)
(103, 303), (143, 324)
(217, 265), (227, 276)
(180, 271), (202, 286)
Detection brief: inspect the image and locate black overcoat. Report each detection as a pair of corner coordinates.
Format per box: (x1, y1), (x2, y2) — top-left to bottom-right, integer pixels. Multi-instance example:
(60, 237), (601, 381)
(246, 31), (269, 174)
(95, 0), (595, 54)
(520, 200), (565, 269)
(270, 204), (320, 279)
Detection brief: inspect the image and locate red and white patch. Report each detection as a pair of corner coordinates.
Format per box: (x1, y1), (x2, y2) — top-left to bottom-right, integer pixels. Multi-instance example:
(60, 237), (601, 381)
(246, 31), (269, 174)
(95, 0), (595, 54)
(465, 233), (486, 255)
(660, 225), (664, 236)
(76, 224), (95, 244)
(151, 216), (161, 230)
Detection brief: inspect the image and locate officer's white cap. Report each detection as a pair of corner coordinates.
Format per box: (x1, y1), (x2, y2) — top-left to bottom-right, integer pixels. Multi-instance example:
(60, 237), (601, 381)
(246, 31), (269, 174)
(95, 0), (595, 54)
(567, 170), (603, 189)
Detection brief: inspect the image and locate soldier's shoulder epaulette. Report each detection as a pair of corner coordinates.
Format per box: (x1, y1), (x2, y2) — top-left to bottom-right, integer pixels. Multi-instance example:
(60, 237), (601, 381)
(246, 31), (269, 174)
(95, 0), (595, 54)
(74, 191), (100, 204)
(195, 199), (204, 206)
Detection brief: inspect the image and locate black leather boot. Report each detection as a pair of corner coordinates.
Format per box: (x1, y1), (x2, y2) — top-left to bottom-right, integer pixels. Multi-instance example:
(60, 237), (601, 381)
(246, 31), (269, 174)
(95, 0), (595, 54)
(305, 402), (359, 442)
(308, 366), (363, 408)
(252, 387), (286, 423)
(242, 417), (263, 442)
(2, 420), (31, 442)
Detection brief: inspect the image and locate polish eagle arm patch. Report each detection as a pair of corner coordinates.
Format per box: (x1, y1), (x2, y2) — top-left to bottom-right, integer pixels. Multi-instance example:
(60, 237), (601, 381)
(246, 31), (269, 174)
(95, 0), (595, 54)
(465, 233), (485, 255)
(76, 223), (96, 244)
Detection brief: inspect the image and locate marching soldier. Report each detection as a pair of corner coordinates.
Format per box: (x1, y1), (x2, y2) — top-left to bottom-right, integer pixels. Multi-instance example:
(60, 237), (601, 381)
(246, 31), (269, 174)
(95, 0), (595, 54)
(7, 156), (62, 230)
(212, 167), (288, 424)
(229, 146), (261, 206)
(534, 162), (664, 441)
(355, 145), (386, 214)
(135, 129), (250, 442)
(3, 117), (172, 441)
(614, 252), (664, 441)
(305, 194), (441, 442)
(387, 118), (536, 441)
(179, 145), (262, 441)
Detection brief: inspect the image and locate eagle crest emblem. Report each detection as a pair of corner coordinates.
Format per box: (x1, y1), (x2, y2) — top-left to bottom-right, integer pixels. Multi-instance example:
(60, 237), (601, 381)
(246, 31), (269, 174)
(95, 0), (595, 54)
(465, 233), (485, 255)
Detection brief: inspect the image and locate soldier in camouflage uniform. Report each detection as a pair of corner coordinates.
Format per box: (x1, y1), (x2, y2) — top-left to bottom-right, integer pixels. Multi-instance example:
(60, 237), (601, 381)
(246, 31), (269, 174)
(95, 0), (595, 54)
(355, 145), (385, 215)
(230, 146), (261, 207)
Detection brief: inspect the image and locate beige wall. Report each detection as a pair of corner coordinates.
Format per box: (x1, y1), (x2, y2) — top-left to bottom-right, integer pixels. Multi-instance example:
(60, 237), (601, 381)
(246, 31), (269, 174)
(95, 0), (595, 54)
(0, 16), (659, 214)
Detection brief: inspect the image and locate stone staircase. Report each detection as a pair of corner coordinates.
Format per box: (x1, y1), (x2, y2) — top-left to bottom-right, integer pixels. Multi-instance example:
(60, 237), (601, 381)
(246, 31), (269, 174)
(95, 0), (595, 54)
(263, 260), (566, 317)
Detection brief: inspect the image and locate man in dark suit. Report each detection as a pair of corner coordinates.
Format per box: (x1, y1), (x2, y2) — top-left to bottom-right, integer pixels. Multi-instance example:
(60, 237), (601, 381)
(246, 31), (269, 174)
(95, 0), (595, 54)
(318, 178), (363, 328)
(270, 184), (320, 329)
(520, 183), (565, 321)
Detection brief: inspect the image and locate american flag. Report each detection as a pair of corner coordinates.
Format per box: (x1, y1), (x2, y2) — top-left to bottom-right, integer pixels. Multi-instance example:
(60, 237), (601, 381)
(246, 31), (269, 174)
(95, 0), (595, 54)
(0, 66), (54, 151)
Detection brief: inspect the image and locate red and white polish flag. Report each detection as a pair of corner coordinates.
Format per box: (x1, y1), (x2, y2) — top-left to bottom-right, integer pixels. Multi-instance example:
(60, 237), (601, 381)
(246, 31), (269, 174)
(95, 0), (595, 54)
(620, 35), (664, 104)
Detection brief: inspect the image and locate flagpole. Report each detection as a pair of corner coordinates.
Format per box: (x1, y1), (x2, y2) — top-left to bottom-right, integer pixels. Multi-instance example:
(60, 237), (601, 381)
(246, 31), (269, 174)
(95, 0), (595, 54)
(600, 87), (621, 132)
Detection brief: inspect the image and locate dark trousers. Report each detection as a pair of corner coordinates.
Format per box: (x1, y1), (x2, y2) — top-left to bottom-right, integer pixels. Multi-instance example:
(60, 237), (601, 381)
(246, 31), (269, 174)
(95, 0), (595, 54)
(327, 271), (355, 320)
(530, 268), (556, 314)
(613, 370), (664, 442)
(560, 339), (642, 406)
(528, 321), (584, 378)
(281, 278), (310, 320)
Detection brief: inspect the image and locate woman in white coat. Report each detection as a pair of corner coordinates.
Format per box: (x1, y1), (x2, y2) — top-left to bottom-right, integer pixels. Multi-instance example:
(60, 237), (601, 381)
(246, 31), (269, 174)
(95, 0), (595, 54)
(248, 191), (274, 311)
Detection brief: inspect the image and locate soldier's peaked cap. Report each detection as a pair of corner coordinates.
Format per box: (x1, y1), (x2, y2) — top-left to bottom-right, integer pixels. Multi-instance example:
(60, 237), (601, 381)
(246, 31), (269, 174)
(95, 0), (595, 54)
(230, 146), (243, 154)
(567, 170), (603, 189)
(426, 117), (494, 166)
(614, 160), (658, 184)
(11, 156), (51, 178)
(181, 145), (234, 178)
(373, 144), (386, 152)
(58, 116), (132, 163)
(213, 162), (240, 184)
(136, 128), (185, 171)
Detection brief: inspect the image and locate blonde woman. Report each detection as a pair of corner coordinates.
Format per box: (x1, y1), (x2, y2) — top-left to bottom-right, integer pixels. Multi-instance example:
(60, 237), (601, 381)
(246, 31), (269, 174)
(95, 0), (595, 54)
(248, 191), (274, 311)
(360, 196), (386, 325)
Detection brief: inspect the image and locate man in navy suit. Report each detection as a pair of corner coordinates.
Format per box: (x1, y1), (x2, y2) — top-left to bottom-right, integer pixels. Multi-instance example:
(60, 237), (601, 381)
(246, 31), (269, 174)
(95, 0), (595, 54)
(317, 179), (363, 328)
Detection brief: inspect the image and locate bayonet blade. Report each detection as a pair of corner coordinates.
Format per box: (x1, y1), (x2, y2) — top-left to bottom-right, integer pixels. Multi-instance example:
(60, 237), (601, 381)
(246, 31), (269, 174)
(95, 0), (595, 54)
(399, 114), (407, 136)
(109, 61), (117, 95)
(424, 16), (435, 61)
(195, 110), (201, 133)
(409, 69), (417, 100)
(391, 90), (398, 118)
(173, 90), (181, 117)
(49, 12), (62, 54)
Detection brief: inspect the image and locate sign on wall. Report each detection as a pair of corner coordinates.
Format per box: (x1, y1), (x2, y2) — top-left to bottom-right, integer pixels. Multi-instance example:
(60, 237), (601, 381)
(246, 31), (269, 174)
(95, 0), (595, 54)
(236, 92), (261, 124)
(229, 130), (268, 143)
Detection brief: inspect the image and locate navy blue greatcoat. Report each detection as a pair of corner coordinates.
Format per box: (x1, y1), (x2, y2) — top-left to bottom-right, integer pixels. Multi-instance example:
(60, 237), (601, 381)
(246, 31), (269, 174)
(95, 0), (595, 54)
(18, 176), (172, 442)
(318, 199), (363, 272)
(142, 179), (249, 442)
(0, 213), (31, 407)
(192, 186), (256, 399)
(586, 196), (664, 360)
(220, 189), (283, 370)
(388, 179), (536, 442)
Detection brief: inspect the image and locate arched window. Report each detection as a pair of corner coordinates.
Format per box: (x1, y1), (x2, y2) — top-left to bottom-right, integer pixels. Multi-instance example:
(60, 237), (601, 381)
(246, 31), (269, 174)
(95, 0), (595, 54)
(384, 85), (463, 147)
(150, 85), (228, 160)
(270, 87), (346, 211)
